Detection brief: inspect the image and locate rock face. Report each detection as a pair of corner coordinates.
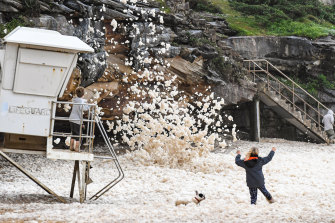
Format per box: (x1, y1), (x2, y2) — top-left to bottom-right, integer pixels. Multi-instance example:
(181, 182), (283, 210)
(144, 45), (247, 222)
(2, 0), (335, 142)
(226, 36), (335, 78)
(0, 0), (246, 91)
(0, 0), (256, 142)
(226, 36), (335, 106)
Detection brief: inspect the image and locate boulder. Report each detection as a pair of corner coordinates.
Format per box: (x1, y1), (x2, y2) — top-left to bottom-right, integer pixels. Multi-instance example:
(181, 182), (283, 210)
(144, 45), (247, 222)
(78, 52), (107, 87)
(84, 81), (119, 104)
(54, 15), (75, 35)
(28, 15), (58, 30)
(0, 3), (19, 12)
(150, 46), (181, 58)
(226, 36), (335, 79)
(64, 0), (93, 17)
(2, 0), (23, 10)
(50, 2), (75, 14)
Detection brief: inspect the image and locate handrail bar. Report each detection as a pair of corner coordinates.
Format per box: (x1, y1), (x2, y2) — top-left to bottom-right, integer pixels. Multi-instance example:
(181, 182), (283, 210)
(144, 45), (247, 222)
(245, 59), (329, 112)
(52, 117), (95, 122)
(53, 101), (97, 107)
(246, 59), (329, 134)
(51, 133), (94, 139)
(252, 70), (321, 126)
(50, 101), (97, 153)
(248, 61), (325, 116)
(262, 69), (321, 115)
(265, 75), (321, 126)
(89, 115), (124, 201)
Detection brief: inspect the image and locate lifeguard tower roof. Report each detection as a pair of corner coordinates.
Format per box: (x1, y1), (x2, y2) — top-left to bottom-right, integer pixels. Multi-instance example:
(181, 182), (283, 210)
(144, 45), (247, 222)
(4, 27), (94, 53)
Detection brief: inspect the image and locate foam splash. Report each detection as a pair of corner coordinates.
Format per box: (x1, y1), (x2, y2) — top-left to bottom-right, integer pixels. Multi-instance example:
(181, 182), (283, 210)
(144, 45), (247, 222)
(107, 71), (233, 167)
(88, 0), (237, 167)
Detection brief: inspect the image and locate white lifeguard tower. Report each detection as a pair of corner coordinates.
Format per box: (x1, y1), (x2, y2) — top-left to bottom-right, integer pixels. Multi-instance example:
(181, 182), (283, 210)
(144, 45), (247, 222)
(0, 27), (124, 203)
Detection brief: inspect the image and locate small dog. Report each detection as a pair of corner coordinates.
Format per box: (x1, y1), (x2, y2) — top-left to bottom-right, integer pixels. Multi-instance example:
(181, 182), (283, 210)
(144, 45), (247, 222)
(175, 191), (206, 206)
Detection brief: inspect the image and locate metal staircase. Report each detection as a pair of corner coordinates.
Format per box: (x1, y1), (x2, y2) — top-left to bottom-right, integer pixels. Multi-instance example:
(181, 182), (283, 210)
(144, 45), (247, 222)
(244, 59), (329, 143)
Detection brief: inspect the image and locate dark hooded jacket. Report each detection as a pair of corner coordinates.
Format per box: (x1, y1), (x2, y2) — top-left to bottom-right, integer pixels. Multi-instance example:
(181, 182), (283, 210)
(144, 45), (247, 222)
(235, 151), (275, 188)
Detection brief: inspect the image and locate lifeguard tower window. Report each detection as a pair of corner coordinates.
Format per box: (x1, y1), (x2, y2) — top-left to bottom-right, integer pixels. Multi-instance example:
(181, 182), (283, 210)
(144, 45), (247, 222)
(13, 48), (75, 97)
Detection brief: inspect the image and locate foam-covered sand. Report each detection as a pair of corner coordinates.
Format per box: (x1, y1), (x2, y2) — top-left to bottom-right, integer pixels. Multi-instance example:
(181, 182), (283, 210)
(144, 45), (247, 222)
(1, 139), (335, 222)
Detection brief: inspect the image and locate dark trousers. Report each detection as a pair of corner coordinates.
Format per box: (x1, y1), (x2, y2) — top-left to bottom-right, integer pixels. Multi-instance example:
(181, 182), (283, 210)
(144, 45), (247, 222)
(70, 122), (82, 140)
(326, 129), (335, 140)
(249, 185), (272, 204)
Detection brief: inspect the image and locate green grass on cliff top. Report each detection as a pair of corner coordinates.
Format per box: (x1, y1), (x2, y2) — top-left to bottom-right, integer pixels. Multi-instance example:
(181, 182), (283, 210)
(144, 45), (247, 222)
(209, 0), (335, 39)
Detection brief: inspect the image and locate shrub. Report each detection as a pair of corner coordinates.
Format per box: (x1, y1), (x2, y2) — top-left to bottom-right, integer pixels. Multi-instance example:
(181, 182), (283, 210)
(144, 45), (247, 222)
(297, 74), (335, 97)
(0, 17), (26, 38)
(267, 20), (334, 39)
(189, 0), (222, 14)
(226, 0), (335, 38)
(229, 0), (335, 27)
(190, 37), (216, 47)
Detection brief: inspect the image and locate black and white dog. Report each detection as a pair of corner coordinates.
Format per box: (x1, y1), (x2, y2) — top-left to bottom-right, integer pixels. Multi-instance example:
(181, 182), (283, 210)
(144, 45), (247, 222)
(175, 191), (206, 206)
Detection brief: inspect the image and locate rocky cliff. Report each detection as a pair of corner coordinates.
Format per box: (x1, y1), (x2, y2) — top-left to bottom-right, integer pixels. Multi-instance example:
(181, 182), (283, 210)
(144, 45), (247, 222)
(0, 0), (256, 105)
(1, 0), (335, 144)
(1, 0), (257, 151)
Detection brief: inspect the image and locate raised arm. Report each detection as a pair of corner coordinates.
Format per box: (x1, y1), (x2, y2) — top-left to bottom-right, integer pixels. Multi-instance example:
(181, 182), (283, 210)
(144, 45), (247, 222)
(235, 150), (246, 168)
(262, 147), (276, 165)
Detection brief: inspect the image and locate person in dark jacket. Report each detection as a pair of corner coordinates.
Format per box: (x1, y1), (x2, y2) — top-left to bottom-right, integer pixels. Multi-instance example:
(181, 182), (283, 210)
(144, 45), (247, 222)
(235, 147), (276, 205)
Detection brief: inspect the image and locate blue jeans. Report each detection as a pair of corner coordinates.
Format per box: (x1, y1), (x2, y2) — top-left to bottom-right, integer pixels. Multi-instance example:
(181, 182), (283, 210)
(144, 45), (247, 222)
(249, 185), (272, 204)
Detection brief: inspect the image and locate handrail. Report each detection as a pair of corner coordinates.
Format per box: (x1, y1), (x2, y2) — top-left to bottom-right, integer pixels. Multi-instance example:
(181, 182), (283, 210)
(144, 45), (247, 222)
(50, 101), (97, 153)
(48, 101), (123, 201)
(251, 62), (321, 115)
(89, 115), (124, 201)
(252, 69), (321, 127)
(245, 59), (328, 133)
(245, 59), (329, 112)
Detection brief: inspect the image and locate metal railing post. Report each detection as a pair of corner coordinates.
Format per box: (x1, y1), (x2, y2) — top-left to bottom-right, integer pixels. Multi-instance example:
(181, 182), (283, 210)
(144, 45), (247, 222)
(304, 102), (306, 122)
(49, 101), (57, 139)
(318, 102), (320, 130)
(292, 84), (295, 110)
(248, 61), (250, 74)
(253, 62), (255, 73)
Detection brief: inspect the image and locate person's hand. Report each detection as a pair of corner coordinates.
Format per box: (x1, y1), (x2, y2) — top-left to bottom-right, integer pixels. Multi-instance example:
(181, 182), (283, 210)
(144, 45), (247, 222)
(272, 147), (276, 151)
(236, 150), (241, 155)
